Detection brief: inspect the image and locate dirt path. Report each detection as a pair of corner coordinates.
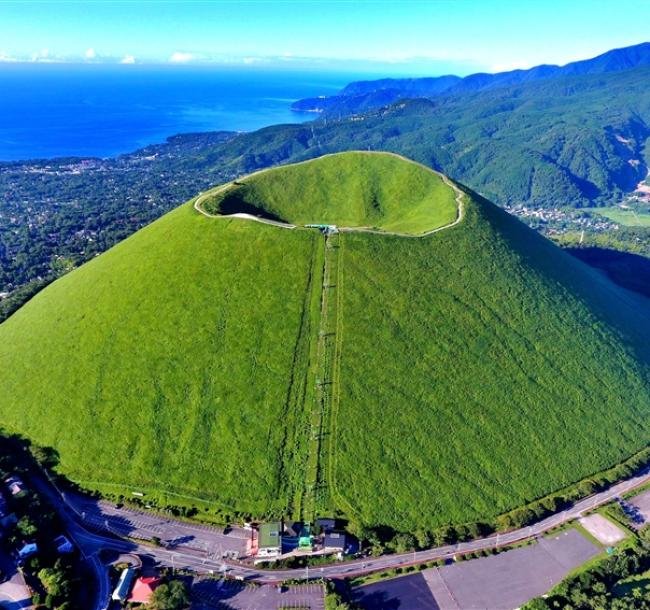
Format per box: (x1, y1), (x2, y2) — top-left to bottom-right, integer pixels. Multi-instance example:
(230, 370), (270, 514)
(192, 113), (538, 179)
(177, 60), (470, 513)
(192, 151), (466, 239)
(193, 185), (297, 229)
(337, 172), (465, 238)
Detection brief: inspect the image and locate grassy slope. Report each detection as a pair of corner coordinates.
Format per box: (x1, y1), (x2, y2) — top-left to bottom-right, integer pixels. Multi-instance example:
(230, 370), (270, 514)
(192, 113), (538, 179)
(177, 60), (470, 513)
(595, 207), (650, 227)
(0, 201), (319, 516)
(3, 151), (650, 533)
(333, 192), (650, 532)
(201, 152), (457, 235)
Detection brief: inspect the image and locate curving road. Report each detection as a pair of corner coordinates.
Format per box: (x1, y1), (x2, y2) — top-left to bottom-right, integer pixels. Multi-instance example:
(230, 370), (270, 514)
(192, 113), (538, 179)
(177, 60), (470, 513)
(32, 463), (650, 595)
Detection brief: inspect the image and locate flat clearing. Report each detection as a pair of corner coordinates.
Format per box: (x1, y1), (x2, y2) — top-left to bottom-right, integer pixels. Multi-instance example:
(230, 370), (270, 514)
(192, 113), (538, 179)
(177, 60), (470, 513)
(578, 514), (627, 545)
(354, 529), (599, 610)
(594, 206), (650, 227)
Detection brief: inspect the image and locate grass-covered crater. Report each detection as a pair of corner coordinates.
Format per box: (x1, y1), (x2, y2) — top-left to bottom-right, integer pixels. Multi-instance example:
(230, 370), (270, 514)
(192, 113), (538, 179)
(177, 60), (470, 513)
(198, 151), (459, 235)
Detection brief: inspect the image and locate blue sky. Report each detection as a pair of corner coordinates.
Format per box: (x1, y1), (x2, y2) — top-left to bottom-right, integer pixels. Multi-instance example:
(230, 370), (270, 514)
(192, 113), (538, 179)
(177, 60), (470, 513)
(0, 0), (649, 74)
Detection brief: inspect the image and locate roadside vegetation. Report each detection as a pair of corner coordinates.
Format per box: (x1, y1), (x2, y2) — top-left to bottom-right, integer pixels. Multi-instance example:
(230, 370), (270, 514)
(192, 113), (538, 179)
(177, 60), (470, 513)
(0, 432), (92, 609)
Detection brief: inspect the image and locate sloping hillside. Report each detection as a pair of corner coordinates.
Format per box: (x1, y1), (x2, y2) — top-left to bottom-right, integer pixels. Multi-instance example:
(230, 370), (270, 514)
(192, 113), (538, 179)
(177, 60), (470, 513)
(291, 41), (650, 116)
(0, 201), (322, 517)
(332, 189), (650, 530)
(200, 152), (458, 234)
(1, 152), (650, 534)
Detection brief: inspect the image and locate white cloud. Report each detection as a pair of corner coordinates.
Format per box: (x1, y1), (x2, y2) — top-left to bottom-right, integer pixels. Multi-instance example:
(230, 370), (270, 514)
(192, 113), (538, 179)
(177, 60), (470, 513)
(0, 51), (17, 63)
(85, 47), (97, 60)
(120, 55), (136, 64)
(31, 48), (50, 62)
(169, 51), (193, 63)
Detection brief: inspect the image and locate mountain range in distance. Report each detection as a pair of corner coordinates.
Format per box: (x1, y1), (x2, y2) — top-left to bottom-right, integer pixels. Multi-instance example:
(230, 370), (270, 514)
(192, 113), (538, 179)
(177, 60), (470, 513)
(292, 41), (650, 117)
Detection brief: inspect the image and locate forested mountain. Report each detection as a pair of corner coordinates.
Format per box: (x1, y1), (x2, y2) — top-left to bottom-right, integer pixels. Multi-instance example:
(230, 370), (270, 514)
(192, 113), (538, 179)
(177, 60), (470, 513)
(211, 66), (650, 209)
(292, 41), (650, 117)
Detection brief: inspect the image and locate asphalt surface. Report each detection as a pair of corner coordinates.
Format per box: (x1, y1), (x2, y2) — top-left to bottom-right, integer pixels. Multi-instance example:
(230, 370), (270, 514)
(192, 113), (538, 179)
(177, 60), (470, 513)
(192, 580), (325, 609)
(354, 529), (600, 609)
(28, 464), (650, 609)
(354, 573), (439, 610)
(424, 529), (599, 609)
(65, 491), (251, 558)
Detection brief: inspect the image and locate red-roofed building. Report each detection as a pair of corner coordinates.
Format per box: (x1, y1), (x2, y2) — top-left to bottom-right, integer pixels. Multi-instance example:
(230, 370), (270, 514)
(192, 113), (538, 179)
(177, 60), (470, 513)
(128, 576), (162, 604)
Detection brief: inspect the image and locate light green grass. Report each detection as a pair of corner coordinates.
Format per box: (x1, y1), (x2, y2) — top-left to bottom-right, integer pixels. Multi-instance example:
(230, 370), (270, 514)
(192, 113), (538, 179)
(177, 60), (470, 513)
(200, 152), (458, 235)
(594, 206), (650, 227)
(0, 202), (319, 517)
(332, 193), (650, 532)
(3, 152), (650, 534)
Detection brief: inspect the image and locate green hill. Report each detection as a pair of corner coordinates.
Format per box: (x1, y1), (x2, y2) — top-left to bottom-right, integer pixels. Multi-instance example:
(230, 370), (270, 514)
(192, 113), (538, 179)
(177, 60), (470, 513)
(1, 151), (650, 534)
(199, 152), (458, 235)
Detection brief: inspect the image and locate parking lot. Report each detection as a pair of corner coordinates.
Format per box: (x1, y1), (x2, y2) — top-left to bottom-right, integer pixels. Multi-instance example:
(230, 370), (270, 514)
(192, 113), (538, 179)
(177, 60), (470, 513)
(354, 572), (439, 609)
(354, 529), (600, 610)
(192, 579), (325, 609)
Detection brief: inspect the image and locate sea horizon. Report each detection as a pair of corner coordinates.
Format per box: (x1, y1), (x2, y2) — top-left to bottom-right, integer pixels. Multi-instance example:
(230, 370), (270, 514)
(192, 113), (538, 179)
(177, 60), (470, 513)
(0, 64), (386, 162)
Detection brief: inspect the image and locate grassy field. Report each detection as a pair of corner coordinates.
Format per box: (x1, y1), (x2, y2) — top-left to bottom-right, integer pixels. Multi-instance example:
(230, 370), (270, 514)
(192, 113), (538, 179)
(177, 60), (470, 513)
(2, 152), (650, 533)
(200, 152), (458, 235)
(333, 192), (650, 532)
(594, 205), (650, 227)
(0, 201), (320, 518)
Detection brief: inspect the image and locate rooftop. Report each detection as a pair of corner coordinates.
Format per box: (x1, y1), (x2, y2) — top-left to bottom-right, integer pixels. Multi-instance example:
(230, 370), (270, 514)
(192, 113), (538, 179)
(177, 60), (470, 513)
(324, 532), (346, 549)
(129, 576), (162, 604)
(259, 522), (282, 549)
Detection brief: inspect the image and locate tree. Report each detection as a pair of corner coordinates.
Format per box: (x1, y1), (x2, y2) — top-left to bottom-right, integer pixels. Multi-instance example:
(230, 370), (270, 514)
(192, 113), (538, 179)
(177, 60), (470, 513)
(38, 561), (72, 602)
(150, 580), (190, 610)
(391, 533), (416, 553)
(414, 529), (432, 549)
(17, 515), (38, 538)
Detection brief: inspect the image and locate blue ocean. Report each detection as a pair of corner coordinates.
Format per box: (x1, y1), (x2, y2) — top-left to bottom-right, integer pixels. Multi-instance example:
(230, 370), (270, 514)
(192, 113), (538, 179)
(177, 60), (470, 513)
(0, 64), (365, 161)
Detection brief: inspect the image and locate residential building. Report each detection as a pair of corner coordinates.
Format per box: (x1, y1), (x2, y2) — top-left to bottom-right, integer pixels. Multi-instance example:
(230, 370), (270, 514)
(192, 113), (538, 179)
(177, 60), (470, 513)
(129, 576), (162, 604)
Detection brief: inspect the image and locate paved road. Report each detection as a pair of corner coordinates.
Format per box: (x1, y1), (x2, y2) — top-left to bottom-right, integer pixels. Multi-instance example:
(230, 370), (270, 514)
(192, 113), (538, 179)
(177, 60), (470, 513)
(31, 463), (650, 595)
(65, 491), (250, 558)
